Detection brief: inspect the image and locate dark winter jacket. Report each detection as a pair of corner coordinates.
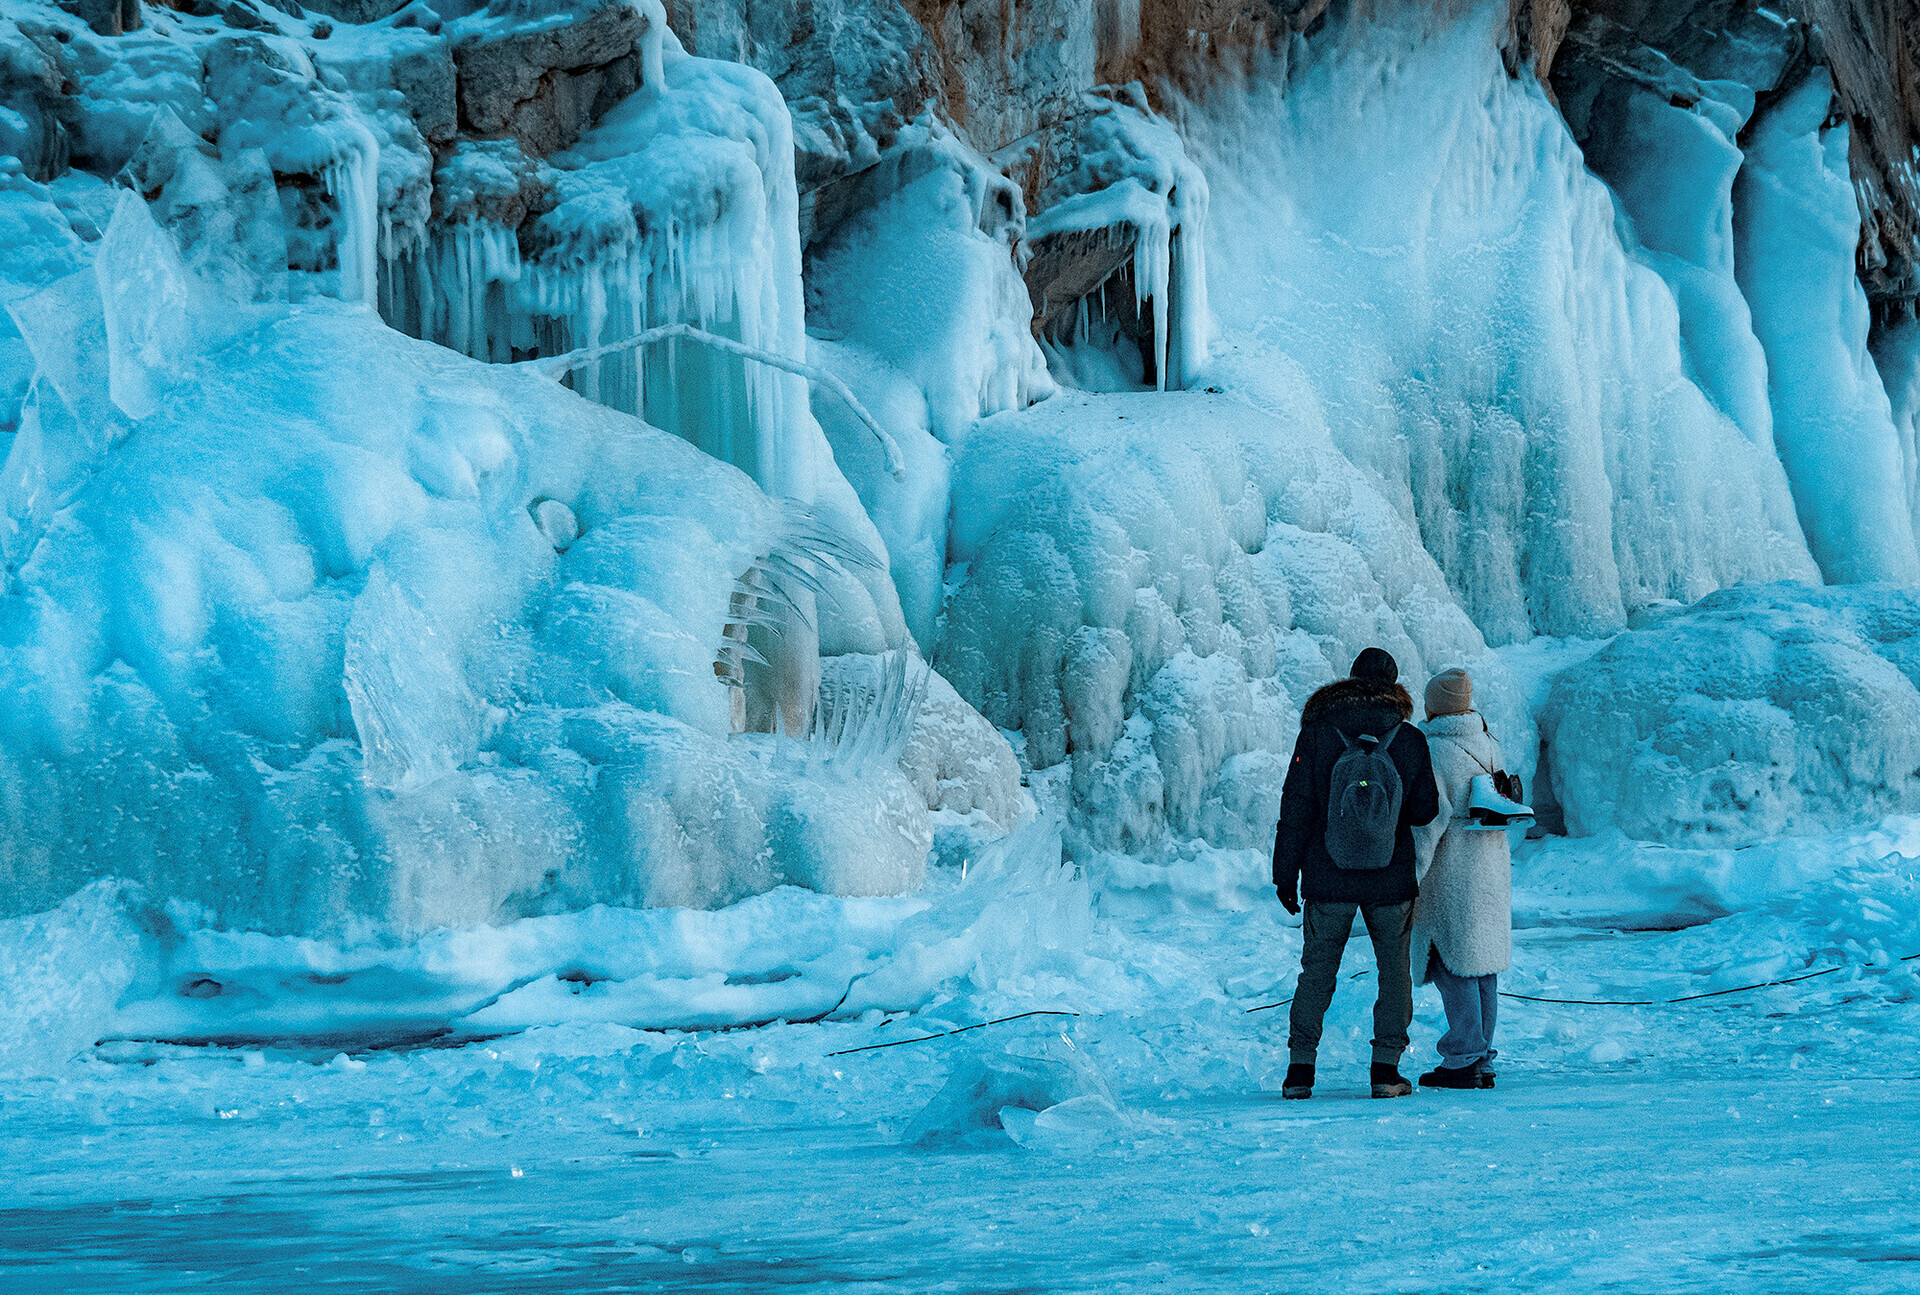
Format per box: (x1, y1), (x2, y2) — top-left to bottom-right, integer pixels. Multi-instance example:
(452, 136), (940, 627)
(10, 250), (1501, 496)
(1272, 677), (1441, 906)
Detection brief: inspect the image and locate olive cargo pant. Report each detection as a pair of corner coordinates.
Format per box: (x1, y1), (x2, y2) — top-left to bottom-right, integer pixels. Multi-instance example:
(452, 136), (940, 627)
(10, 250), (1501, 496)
(1287, 900), (1414, 1067)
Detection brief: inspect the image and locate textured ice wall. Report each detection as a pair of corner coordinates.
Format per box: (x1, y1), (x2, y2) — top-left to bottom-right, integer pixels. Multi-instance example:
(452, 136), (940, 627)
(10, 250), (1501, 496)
(940, 389), (1532, 861)
(1734, 69), (1920, 586)
(1180, 3), (1820, 645)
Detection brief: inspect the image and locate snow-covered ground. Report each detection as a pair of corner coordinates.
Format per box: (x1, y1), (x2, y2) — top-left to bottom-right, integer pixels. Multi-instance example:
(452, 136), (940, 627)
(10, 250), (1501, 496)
(5, 808), (1916, 1291)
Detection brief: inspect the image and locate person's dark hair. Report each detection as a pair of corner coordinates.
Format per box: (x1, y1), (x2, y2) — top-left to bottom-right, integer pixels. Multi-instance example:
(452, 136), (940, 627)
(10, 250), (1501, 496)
(1349, 647), (1399, 683)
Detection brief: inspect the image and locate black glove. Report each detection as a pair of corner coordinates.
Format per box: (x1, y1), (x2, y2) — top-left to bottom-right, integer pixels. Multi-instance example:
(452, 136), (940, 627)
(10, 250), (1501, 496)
(1276, 885), (1300, 916)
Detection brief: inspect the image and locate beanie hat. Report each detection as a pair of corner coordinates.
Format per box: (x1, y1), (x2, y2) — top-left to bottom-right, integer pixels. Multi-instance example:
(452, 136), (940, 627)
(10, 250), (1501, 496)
(1425, 667), (1473, 718)
(1350, 647), (1399, 683)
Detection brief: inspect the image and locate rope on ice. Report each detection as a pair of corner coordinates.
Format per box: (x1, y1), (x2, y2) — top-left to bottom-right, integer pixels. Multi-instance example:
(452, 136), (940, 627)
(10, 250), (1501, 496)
(516, 323), (908, 481)
(823, 953), (1920, 1058)
(827, 1011), (1083, 1058)
(1242, 951), (1920, 1013)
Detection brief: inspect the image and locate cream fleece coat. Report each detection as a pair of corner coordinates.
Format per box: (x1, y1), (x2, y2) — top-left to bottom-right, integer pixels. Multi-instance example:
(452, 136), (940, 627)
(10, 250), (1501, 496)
(1410, 711), (1513, 982)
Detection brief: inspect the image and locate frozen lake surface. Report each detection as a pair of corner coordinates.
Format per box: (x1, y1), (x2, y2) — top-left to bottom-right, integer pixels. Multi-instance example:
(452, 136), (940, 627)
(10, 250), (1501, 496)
(6, 830), (1917, 1293)
(5, 1069), (1916, 1292)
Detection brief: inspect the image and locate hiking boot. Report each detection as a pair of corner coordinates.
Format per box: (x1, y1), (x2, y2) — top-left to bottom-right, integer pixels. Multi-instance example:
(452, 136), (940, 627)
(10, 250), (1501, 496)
(1419, 1064), (1482, 1090)
(1281, 1063), (1314, 1099)
(1370, 1063), (1412, 1098)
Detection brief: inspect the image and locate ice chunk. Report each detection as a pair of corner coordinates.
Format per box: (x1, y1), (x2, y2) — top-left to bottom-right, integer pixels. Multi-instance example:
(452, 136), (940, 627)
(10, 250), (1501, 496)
(901, 1037), (1123, 1148)
(116, 107), (288, 304)
(93, 191), (197, 420)
(530, 497), (580, 549)
(343, 565), (486, 792)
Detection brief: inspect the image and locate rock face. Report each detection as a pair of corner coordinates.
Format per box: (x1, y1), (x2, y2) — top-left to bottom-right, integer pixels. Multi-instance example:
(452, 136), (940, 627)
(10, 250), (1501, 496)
(1554, 0), (1920, 310)
(452, 0), (646, 156)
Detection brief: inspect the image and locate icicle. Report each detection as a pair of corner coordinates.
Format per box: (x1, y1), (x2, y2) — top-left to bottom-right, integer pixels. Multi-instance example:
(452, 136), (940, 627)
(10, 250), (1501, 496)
(323, 122), (381, 306)
(634, 0), (669, 92)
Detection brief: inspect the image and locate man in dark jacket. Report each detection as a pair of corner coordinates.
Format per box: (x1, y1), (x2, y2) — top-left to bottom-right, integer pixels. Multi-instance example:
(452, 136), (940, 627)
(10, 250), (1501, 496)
(1272, 647), (1439, 1099)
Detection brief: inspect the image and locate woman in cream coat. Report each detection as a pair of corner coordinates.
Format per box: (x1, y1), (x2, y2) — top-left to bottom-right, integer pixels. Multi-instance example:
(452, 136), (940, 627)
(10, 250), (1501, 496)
(1410, 667), (1511, 1089)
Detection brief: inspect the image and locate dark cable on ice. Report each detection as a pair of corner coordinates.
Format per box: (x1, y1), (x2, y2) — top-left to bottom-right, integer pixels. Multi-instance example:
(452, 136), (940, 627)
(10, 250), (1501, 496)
(826, 1010), (1082, 1057)
(1241, 951), (1920, 1012)
(826, 956), (1918, 1058)
(1244, 968), (1371, 1012)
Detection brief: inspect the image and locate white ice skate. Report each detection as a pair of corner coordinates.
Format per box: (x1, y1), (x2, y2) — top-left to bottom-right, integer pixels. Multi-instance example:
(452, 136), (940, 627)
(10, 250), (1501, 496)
(1463, 773), (1533, 831)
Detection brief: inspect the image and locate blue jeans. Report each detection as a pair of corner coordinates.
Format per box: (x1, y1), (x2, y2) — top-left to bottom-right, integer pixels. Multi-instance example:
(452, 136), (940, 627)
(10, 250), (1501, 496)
(1428, 950), (1498, 1070)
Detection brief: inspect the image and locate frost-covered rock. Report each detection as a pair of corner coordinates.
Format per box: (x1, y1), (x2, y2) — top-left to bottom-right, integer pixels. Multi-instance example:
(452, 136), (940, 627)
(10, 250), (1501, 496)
(1026, 85), (1209, 394)
(805, 116), (1053, 444)
(1541, 583), (1920, 844)
(449, 0), (644, 158)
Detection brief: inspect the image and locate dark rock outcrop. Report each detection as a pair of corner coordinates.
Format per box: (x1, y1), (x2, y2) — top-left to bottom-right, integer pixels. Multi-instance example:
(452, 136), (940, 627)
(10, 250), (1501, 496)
(1553, 0), (1920, 310)
(452, 0), (646, 156)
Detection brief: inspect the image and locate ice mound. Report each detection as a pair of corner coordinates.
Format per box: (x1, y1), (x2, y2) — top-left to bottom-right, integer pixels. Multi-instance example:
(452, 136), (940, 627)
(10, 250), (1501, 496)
(1541, 583), (1920, 844)
(0, 192), (960, 934)
(940, 389), (1532, 860)
(1180, 2), (1820, 644)
(1515, 813), (1920, 932)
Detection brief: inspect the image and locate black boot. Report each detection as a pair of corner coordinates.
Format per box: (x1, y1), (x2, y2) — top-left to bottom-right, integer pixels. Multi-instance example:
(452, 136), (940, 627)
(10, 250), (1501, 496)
(1370, 1062), (1412, 1098)
(1419, 1064), (1482, 1090)
(1282, 1063), (1314, 1099)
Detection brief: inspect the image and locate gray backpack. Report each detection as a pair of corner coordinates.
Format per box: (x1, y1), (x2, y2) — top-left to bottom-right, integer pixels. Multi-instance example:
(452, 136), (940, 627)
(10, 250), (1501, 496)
(1326, 725), (1404, 870)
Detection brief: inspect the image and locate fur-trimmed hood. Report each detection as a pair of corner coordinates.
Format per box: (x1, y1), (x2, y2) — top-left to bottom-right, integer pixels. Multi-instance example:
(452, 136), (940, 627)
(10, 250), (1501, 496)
(1300, 675), (1415, 727)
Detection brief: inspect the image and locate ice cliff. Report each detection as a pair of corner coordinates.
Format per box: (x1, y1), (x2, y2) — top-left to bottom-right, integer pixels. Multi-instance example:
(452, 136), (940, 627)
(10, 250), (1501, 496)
(3, 0), (1920, 943)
